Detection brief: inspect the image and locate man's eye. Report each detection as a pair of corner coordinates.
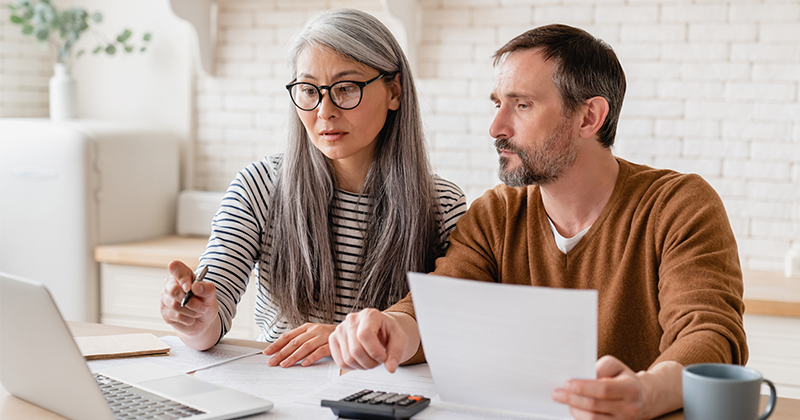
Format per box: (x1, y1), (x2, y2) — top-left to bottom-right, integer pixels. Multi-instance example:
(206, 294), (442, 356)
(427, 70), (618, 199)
(518, 103), (529, 110)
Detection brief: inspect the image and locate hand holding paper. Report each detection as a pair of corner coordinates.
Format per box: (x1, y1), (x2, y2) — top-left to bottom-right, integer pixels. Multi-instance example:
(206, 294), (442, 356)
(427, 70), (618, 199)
(408, 273), (598, 419)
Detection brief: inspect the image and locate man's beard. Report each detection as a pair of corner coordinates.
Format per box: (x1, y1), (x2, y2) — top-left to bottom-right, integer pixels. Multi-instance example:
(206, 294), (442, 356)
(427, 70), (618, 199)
(494, 118), (577, 187)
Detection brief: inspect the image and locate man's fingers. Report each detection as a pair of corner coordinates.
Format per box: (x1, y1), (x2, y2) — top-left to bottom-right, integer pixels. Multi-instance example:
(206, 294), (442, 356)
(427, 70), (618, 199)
(566, 379), (627, 401)
(553, 388), (618, 416)
(380, 319), (407, 373)
(329, 333), (345, 368)
(595, 355), (627, 379)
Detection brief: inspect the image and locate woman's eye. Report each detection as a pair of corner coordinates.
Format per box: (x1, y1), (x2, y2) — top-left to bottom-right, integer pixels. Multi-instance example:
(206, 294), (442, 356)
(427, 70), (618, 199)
(336, 84), (357, 94)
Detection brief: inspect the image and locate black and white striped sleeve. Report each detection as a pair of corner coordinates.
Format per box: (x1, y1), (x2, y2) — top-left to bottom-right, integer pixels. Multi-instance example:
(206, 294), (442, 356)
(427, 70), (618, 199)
(198, 156), (279, 342)
(433, 175), (467, 255)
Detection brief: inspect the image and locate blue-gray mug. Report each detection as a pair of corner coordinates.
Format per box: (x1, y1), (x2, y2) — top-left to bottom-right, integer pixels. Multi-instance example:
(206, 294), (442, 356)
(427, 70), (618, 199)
(683, 363), (777, 420)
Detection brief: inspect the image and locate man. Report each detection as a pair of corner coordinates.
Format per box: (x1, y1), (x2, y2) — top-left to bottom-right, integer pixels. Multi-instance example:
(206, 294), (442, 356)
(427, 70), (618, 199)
(328, 24), (747, 419)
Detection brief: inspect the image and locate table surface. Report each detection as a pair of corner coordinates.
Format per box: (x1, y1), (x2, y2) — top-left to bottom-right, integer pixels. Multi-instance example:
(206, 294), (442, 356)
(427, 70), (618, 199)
(2, 322), (798, 420)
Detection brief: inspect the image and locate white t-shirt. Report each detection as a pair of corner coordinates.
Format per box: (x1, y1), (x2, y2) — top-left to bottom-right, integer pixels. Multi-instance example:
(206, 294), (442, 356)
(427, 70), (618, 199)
(547, 217), (590, 254)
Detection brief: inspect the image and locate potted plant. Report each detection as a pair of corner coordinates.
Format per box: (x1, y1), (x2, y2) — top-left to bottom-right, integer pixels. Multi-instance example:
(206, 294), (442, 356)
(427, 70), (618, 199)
(7, 0), (152, 120)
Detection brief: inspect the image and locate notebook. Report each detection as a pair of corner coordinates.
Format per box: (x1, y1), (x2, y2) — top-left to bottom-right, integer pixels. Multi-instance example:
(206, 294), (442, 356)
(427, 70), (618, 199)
(0, 272), (273, 420)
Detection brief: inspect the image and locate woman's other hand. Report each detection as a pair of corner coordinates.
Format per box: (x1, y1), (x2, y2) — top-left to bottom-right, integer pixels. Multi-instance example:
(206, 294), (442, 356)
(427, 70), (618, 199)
(263, 323), (336, 367)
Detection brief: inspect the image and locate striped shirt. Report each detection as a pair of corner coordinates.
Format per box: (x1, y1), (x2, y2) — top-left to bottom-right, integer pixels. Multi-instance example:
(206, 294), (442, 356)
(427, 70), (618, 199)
(200, 155), (467, 342)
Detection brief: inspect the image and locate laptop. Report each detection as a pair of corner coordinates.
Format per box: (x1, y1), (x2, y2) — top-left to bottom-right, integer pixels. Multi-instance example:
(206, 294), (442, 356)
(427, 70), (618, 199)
(0, 272), (273, 420)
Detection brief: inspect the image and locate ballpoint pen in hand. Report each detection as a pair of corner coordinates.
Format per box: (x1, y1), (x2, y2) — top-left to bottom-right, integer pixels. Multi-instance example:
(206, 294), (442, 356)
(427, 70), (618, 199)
(181, 265), (208, 307)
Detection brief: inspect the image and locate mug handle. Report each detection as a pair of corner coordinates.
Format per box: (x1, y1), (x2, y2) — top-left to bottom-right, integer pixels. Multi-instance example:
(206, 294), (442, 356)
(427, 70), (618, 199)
(759, 378), (777, 420)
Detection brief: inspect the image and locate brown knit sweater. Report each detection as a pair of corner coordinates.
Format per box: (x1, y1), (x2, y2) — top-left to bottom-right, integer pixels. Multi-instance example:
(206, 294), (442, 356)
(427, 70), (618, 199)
(389, 158), (747, 372)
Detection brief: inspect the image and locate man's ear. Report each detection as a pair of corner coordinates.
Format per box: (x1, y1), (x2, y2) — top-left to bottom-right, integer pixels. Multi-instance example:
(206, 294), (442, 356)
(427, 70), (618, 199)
(578, 96), (609, 139)
(388, 74), (402, 111)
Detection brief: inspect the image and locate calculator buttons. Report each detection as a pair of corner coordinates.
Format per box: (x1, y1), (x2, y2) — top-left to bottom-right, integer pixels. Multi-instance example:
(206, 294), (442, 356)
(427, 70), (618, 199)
(321, 389), (430, 420)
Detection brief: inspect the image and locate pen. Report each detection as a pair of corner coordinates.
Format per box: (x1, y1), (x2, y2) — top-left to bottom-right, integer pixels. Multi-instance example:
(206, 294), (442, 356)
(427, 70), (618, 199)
(181, 265), (208, 307)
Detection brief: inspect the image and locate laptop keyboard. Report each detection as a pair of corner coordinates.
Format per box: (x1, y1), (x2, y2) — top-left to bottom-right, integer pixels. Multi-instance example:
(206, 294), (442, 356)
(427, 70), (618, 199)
(94, 373), (206, 419)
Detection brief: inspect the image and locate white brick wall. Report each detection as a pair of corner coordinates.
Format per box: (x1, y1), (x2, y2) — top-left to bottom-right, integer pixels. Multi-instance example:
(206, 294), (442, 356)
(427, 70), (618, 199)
(192, 0), (800, 271)
(0, 7), (50, 117)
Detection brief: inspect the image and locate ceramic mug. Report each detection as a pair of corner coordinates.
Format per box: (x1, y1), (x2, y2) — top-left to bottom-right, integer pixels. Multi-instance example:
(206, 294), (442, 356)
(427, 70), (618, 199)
(683, 363), (777, 420)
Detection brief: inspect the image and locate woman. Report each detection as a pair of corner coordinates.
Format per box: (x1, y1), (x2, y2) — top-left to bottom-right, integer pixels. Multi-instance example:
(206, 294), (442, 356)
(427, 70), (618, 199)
(160, 9), (466, 368)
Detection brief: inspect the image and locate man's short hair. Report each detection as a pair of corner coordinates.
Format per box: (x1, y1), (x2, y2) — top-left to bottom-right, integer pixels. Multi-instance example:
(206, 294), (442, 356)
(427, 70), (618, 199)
(493, 24), (626, 148)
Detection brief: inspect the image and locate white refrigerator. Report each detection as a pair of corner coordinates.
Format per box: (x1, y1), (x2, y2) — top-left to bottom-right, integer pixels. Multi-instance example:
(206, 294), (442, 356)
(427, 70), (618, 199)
(0, 119), (180, 322)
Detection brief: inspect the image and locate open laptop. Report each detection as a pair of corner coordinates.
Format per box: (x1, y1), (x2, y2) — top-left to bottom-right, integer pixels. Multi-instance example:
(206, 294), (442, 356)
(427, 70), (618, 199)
(0, 272), (273, 420)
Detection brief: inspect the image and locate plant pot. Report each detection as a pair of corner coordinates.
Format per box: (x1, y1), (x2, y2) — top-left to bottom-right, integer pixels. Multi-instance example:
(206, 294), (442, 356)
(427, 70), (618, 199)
(49, 63), (78, 120)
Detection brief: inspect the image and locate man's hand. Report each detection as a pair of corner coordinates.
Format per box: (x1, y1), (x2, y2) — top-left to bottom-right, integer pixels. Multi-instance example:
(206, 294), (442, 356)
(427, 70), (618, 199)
(328, 309), (418, 373)
(552, 356), (683, 420)
(264, 323), (335, 367)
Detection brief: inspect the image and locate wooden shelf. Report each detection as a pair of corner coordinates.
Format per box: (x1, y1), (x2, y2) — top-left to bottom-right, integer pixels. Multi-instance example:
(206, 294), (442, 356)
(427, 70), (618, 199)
(94, 235), (207, 269)
(743, 270), (800, 318)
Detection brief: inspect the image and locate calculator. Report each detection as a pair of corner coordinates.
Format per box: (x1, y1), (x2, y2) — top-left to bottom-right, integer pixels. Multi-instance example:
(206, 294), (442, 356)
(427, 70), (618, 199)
(321, 389), (431, 420)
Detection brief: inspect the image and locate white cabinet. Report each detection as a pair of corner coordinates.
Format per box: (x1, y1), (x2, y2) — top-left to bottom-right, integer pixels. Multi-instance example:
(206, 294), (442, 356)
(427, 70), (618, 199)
(0, 119), (180, 322)
(744, 314), (800, 400)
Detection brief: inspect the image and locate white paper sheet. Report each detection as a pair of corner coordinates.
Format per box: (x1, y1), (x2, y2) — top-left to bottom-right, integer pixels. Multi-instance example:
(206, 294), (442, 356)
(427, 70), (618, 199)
(87, 335), (262, 373)
(192, 353), (340, 402)
(408, 273), (598, 419)
(192, 352), (340, 420)
(300, 363), (561, 420)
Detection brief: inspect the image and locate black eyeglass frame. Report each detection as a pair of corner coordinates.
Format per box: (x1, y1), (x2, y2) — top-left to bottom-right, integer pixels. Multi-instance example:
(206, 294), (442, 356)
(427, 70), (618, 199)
(285, 73), (387, 111)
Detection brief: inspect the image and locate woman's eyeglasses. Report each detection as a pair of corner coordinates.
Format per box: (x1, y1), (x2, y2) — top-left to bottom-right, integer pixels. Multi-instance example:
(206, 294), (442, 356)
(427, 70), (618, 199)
(286, 74), (386, 111)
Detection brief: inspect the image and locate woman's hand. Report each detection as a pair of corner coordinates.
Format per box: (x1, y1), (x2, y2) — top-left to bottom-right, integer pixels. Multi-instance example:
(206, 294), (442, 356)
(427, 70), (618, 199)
(263, 323), (336, 367)
(160, 260), (221, 350)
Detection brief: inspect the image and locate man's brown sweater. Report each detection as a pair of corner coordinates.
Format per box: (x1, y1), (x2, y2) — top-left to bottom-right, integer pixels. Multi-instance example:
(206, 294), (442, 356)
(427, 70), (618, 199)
(389, 158), (747, 372)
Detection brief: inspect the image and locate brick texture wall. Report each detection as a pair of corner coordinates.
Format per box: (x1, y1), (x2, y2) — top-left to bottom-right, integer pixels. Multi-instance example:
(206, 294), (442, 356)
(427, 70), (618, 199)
(0, 6), (50, 117)
(194, 0), (799, 271)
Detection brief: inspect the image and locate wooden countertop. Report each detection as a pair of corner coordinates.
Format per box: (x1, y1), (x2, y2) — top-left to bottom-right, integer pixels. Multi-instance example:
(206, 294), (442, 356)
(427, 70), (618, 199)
(743, 270), (800, 318)
(94, 238), (800, 318)
(94, 235), (207, 269)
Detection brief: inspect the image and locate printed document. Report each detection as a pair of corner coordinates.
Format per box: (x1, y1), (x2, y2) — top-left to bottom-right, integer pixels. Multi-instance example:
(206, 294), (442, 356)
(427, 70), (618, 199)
(408, 273), (598, 419)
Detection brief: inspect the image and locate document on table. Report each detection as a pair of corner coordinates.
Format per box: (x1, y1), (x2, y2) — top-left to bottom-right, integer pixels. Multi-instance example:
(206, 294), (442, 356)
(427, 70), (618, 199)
(192, 353), (340, 403)
(408, 273), (598, 419)
(193, 352), (340, 420)
(87, 335), (261, 374)
(301, 363), (563, 420)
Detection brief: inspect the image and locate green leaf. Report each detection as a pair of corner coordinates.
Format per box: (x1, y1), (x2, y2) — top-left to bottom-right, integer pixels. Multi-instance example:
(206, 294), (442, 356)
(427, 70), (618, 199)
(35, 28), (48, 40)
(140, 47), (146, 52)
(10, 15), (23, 24)
(143, 32), (151, 42)
(105, 44), (116, 55)
(78, 21), (88, 31)
(76, 49), (84, 58)
(117, 29), (131, 43)
(91, 12), (102, 22)
(8, 4), (17, 11)
(93, 46), (101, 54)
(22, 9), (32, 19)
(22, 24), (33, 34)
(124, 46), (133, 53)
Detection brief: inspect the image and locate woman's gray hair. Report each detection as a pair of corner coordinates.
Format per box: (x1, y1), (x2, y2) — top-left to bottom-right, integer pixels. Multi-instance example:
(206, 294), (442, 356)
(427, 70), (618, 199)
(266, 8), (440, 326)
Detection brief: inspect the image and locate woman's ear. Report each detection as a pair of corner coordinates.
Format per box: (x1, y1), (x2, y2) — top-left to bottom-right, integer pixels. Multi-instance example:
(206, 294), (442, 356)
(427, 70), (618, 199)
(388, 74), (402, 111)
(579, 96), (609, 139)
